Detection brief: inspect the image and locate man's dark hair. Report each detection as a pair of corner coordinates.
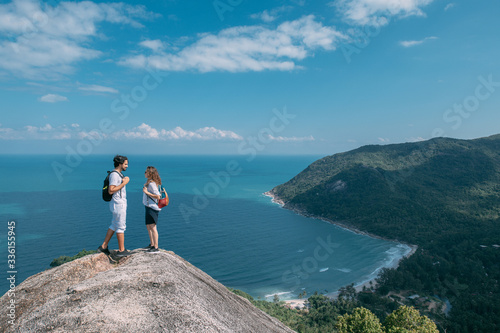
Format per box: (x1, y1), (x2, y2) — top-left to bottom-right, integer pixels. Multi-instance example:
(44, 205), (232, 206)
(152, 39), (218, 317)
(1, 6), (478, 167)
(113, 155), (128, 168)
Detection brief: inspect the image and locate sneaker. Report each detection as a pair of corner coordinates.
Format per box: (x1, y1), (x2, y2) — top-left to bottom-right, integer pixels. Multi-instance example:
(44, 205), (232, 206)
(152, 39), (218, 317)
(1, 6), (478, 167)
(147, 247), (160, 253)
(143, 244), (154, 250)
(97, 245), (110, 256)
(115, 249), (132, 257)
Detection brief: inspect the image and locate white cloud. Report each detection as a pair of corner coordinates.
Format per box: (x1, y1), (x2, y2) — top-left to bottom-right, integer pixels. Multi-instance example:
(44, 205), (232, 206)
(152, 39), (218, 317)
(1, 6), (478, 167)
(112, 124), (243, 141)
(39, 124), (53, 131)
(39, 94), (68, 103)
(378, 137), (390, 143)
(78, 84), (119, 94)
(189, 126), (243, 140)
(266, 134), (315, 142)
(0, 123), (75, 140)
(0, 0), (157, 79)
(399, 36), (438, 47)
(444, 3), (455, 11)
(0, 122), (243, 142)
(407, 136), (425, 142)
(119, 15), (346, 73)
(139, 39), (165, 52)
(400, 40), (421, 47)
(251, 10), (277, 23)
(1, 36), (101, 79)
(114, 123), (160, 139)
(0, 126), (17, 139)
(333, 0), (435, 26)
(250, 7), (291, 23)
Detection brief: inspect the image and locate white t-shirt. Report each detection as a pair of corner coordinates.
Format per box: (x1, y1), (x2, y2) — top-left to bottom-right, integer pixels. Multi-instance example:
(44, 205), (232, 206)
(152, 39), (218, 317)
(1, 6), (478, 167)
(143, 181), (161, 211)
(109, 171), (126, 204)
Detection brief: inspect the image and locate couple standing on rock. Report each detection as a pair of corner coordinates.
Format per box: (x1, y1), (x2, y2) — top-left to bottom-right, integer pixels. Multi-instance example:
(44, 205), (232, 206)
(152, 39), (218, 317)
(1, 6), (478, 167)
(98, 155), (165, 257)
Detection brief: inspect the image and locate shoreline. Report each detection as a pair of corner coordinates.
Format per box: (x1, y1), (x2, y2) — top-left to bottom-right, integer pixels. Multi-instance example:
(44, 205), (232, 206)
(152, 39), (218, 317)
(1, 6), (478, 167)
(264, 190), (418, 253)
(264, 191), (285, 206)
(264, 190), (418, 301)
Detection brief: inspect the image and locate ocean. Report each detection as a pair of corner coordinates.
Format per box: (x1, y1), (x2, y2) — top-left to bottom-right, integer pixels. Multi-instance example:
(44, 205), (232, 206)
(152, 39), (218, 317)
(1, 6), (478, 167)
(0, 154), (411, 300)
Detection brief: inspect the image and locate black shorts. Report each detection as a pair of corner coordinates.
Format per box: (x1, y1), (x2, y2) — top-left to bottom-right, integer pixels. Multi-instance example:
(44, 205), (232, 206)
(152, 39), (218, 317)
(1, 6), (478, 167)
(145, 206), (159, 225)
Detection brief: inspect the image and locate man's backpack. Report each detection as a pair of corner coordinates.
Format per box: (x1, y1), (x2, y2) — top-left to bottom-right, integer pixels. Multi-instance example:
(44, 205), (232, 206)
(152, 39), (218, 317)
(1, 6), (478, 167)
(102, 171), (123, 202)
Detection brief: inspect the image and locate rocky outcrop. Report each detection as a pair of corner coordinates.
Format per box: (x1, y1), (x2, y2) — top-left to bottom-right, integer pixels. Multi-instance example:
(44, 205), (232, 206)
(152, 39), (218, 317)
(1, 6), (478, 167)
(0, 250), (294, 333)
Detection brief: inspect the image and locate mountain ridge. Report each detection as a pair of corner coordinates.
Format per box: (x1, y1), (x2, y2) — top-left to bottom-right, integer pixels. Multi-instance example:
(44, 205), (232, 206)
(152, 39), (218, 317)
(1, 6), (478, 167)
(270, 133), (500, 207)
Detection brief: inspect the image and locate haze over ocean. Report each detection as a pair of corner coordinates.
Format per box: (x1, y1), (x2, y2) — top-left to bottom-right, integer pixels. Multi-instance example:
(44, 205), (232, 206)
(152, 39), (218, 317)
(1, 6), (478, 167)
(0, 155), (410, 300)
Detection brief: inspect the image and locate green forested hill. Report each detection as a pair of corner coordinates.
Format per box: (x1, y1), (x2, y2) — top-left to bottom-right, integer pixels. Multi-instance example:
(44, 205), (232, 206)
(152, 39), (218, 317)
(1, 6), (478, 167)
(269, 134), (500, 332)
(272, 134), (500, 205)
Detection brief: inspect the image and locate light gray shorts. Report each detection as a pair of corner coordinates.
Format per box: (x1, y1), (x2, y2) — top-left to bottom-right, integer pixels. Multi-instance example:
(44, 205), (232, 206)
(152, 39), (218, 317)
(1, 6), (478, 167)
(109, 202), (127, 233)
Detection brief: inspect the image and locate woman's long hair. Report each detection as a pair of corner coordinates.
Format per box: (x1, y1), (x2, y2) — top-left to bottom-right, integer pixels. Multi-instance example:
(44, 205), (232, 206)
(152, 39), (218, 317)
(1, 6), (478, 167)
(145, 166), (162, 186)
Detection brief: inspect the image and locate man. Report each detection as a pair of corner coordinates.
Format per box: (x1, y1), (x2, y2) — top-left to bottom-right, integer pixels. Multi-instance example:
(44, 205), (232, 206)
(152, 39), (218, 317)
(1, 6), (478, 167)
(98, 155), (131, 257)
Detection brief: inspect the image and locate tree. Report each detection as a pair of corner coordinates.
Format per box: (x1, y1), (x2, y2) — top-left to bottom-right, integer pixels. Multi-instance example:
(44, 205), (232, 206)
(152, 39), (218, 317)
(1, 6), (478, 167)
(336, 307), (383, 333)
(383, 305), (438, 333)
(307, 292), (329, 309)
(50, 249), (97, 267)
(336, 283), (360, 314)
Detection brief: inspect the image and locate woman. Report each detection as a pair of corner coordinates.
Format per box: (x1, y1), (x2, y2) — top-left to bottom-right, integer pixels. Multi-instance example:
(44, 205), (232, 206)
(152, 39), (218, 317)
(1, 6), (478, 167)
(142, 166), (163, 253)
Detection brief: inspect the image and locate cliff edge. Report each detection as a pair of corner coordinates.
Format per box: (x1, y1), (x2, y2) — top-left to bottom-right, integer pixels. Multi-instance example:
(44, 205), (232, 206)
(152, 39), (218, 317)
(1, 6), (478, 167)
(0, 250), (294, 333)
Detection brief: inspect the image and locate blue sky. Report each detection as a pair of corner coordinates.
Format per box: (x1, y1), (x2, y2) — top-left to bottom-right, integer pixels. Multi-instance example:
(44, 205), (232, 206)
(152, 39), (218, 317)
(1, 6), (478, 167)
(0, 0), (499, 155)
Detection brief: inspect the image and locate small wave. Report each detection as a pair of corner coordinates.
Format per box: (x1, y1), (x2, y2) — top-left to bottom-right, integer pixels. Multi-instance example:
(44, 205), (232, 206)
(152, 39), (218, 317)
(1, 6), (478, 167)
(385, 247), (399, 255)
(367, 266), (384, 280)
(335, 268), (352, 273)
(297, 249), (304, 253)
(382, 245), (412, 269)
(319, 267), (329, 272)
(264, 291), (292, 298)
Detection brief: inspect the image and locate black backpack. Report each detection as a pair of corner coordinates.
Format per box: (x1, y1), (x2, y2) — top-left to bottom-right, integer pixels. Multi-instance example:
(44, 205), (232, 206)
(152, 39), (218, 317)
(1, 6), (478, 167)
(102, 171), (123, 202)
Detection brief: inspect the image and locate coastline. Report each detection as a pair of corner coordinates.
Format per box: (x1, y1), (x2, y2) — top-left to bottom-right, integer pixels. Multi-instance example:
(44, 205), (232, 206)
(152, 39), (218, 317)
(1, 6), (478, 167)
(264, 190), (418, 253)
(264, 190), (418, 301)
(264, 190), (285, 206)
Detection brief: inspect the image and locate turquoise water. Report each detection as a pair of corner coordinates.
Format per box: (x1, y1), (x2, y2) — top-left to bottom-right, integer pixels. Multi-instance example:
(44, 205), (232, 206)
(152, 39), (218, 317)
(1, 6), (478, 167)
(0, 155), (410, 299)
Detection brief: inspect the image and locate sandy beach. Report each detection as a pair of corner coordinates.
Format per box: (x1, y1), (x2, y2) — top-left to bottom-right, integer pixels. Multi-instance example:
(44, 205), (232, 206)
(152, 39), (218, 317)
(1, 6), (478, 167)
(283, 278), (380, 310)
(281, 243), (418, 311)
(284, 298), (308, 309)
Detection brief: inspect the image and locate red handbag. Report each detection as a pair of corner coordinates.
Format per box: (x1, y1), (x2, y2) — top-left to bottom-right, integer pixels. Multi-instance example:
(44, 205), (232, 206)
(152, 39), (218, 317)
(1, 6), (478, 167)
(158, 187), (169, 208)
